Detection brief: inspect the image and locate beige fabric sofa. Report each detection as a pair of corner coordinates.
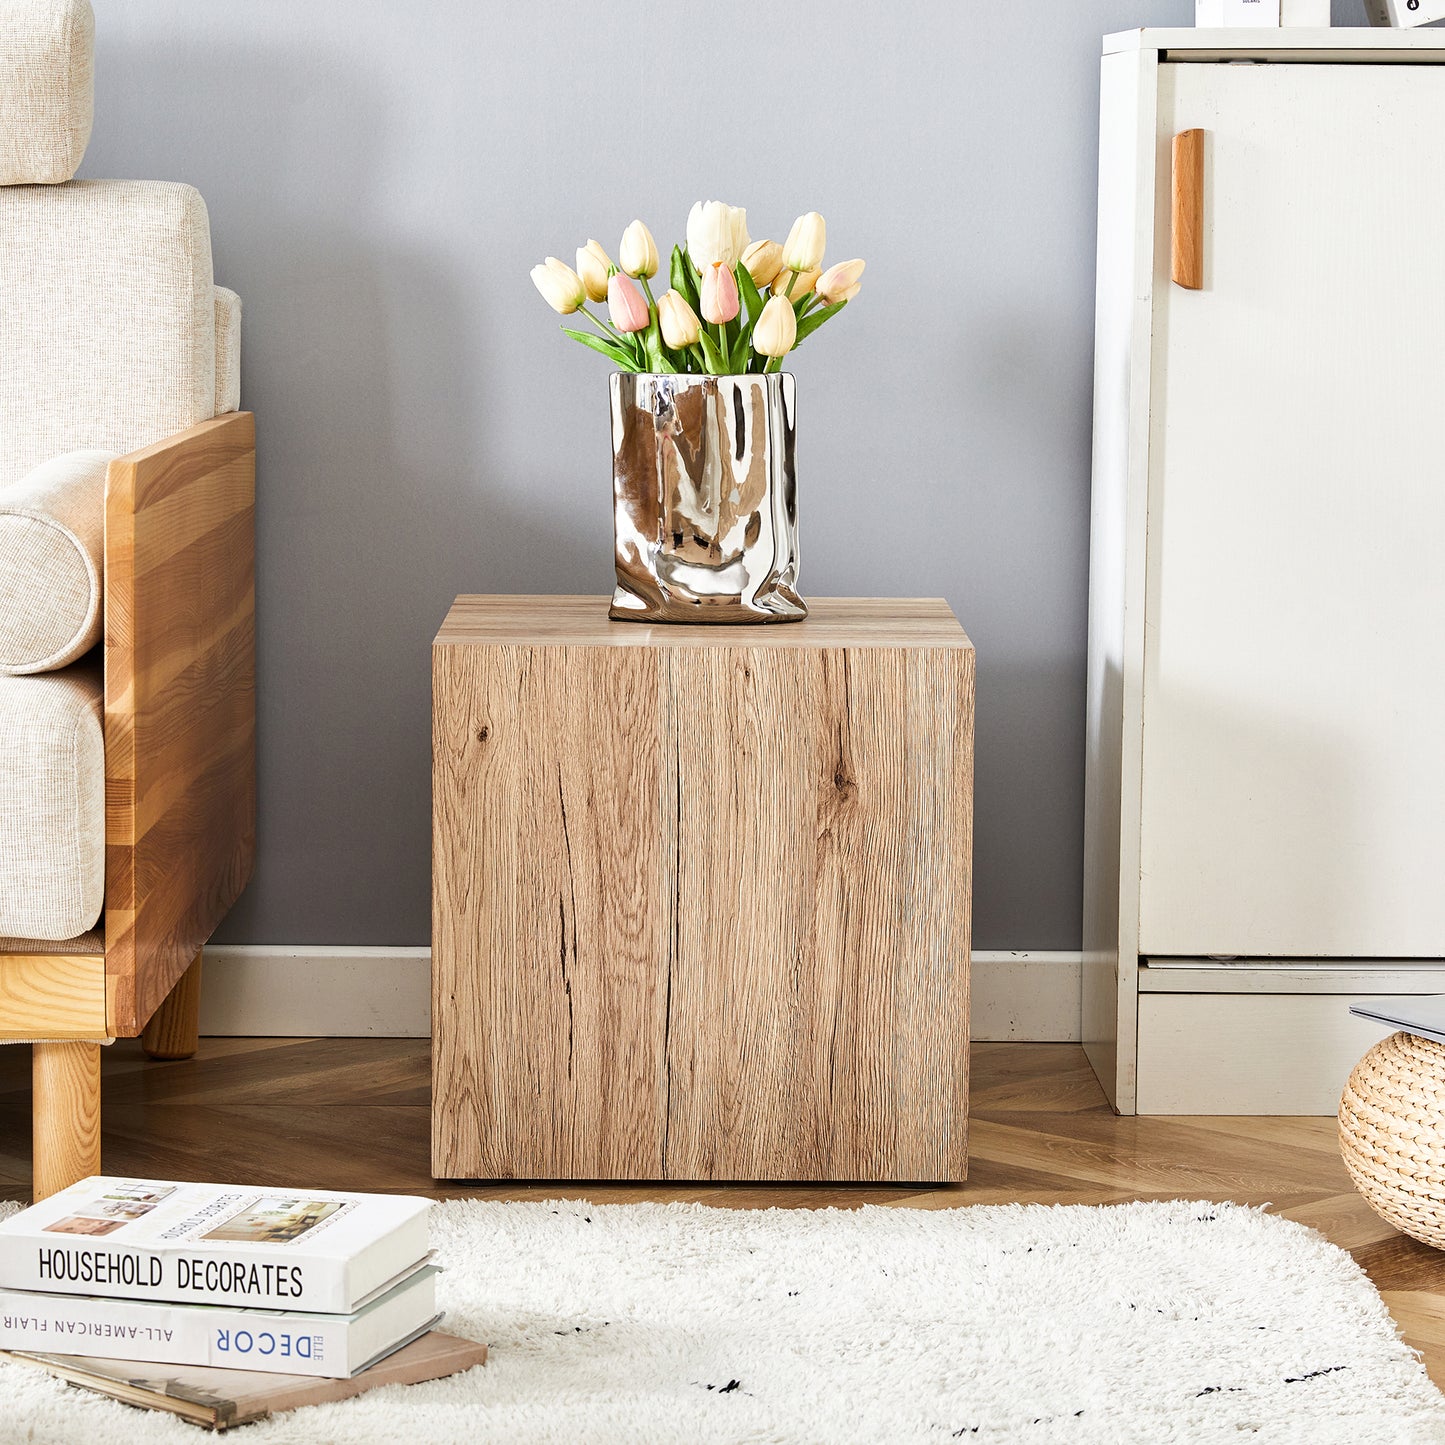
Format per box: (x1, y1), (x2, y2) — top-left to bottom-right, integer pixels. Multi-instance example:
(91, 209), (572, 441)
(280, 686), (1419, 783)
(0, 0), (256, 1198)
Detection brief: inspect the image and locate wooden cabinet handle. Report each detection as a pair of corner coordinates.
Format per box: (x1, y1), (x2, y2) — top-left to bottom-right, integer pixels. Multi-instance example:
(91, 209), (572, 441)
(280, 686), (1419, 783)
(1172, 128), (1204, 290)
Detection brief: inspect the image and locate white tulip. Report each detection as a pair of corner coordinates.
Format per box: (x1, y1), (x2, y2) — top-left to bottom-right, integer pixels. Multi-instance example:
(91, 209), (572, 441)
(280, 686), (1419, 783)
(686, 199), (750, 270)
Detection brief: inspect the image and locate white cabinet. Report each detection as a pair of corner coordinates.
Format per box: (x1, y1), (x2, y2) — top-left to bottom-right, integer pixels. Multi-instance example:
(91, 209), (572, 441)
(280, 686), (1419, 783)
(1084, 29), (1445, 1114)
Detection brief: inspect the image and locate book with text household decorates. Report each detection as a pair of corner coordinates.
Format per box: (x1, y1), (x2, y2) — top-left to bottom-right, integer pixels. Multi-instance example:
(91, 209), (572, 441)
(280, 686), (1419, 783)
(1, 1329), (489, 1431)
(0, 1264), (440, 1378)
(0, 1179), (431, 1313)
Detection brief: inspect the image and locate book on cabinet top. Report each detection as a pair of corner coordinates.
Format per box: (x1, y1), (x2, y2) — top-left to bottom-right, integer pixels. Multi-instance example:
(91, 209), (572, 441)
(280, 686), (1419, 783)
(0, 1178), (431, 1314)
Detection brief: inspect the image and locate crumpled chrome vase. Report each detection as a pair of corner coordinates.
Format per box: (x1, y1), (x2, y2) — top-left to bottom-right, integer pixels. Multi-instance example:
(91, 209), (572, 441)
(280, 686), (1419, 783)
(609, 372), (806, 624)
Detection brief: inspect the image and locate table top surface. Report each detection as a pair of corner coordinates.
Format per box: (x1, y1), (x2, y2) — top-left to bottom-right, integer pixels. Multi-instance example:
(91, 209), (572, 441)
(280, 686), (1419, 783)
(435, 596), (973, 650)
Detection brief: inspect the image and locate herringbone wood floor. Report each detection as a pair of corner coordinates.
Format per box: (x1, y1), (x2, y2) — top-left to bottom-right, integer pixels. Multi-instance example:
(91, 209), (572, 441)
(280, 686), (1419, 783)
(0, 1039), (1440, 1388)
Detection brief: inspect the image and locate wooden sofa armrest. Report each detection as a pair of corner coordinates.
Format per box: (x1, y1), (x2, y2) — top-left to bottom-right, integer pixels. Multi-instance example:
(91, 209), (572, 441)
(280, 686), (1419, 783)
(103, 413), (256, 1037)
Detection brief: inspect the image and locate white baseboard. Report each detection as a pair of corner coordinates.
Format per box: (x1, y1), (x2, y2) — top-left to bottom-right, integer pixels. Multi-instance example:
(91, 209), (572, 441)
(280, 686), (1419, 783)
(200, 947), (432, 1038)
(200, 947), (1083, 1042)
(971, 952), (1082, 1041)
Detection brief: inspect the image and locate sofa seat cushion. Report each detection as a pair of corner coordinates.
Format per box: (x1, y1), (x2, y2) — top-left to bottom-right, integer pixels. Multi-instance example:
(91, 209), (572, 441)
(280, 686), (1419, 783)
(0, 449), (111, 674)
(0, 659), (104, 940)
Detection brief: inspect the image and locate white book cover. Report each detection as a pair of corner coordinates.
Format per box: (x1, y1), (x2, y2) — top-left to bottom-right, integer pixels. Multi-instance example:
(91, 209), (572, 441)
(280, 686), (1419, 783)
(0, 1266), (440, 1379)
(0, 1178), (431, 1314)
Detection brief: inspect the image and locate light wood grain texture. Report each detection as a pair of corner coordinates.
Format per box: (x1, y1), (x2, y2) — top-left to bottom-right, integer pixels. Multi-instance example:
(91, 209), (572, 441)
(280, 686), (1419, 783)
(0, 956), (107, 1041)
(141, 951), (203, 1060)
(432, 597), (974, 1182)
(663, 645), (973, 1182)
(104, 412), (256, 1037)
(437, 595), (973, 650)
(433, 640), (668, 1179)
(32, 1042), (100, 1200)
(1170, 128), (1204, 289)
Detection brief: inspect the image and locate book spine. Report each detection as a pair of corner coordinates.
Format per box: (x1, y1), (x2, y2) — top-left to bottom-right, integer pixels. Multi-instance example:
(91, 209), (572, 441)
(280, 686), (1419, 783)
(0, 1291), (351, 1376)
(0, 1246), (349, 1313)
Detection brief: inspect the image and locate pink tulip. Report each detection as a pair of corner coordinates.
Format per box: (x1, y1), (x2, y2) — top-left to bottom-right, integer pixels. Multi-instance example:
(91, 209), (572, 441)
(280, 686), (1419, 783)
(607, 272), (650, 333)
(699, 261), (740, 325)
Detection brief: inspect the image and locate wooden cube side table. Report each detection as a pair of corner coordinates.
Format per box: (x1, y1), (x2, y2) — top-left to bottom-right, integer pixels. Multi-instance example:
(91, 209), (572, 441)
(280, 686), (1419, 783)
(432, 596), (974, 1182)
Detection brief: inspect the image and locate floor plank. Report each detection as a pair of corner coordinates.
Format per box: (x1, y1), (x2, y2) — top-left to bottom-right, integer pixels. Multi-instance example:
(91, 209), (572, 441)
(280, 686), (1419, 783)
(0, 1039), (1440, 1387)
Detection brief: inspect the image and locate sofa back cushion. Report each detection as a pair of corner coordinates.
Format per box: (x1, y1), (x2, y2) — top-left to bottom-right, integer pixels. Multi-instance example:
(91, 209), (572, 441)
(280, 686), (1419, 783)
(0, 180), (218, 488)
(0, 0), (93, 186)
(0, 449), (112, 674)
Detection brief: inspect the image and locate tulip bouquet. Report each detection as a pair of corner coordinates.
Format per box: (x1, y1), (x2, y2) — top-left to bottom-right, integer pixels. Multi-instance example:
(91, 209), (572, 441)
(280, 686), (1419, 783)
(530, 200), (863, 375)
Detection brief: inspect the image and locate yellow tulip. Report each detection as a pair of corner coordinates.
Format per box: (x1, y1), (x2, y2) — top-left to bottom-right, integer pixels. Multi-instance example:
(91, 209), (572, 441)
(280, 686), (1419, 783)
(741, 239), (785, 289)
(775, 267), (820, 302)
(531, 257), (586, 315)
(782, 211), (826, 273)
(657, 289), (701, 349)
(618, 219), (659, 280)
(816, 257), (865, 304)
(752, 293), (797, 358)
(575, 240), (613, 303)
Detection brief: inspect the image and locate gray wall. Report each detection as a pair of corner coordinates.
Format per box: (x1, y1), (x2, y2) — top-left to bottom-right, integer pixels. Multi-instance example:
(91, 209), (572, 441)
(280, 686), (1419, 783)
(81, 0), (1369, 950)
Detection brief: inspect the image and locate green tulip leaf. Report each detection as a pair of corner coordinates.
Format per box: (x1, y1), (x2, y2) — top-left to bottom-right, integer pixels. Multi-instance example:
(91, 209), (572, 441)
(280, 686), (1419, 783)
(698, 327), (727, 375)
(735, 263), (766, 325)
(671, 245), (700, 310)
(646, 320), (680, 375)
(729, 321), (753, 373)
(561, 326), (639, 370)
(642, 315), (664, 373)
(793, 299), (847, 346)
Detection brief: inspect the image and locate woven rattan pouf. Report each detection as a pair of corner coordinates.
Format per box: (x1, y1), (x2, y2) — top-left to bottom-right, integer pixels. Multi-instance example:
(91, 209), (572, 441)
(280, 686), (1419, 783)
(1339, 1030), (1445, 1249)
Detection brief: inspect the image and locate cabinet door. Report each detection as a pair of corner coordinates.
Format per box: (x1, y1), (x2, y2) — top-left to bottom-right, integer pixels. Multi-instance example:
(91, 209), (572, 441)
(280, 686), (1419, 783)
(1139, 61), (1445, 958)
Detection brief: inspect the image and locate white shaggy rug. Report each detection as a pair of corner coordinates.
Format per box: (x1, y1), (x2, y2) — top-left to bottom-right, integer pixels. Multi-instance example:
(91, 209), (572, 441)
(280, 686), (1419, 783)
(1, 1198), (1442, 1443)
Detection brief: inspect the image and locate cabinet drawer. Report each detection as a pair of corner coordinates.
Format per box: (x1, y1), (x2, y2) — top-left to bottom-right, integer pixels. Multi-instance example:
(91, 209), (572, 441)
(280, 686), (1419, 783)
(1136, 992), (1396, 1114)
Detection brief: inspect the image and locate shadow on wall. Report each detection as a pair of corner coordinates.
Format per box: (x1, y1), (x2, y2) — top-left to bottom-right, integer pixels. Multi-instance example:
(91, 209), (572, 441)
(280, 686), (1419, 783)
(83, 42), (598, 944)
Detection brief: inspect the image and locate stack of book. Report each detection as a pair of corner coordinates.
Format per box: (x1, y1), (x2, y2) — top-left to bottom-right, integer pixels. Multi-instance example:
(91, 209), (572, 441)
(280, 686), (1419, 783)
(0, 1177), (487, 1428)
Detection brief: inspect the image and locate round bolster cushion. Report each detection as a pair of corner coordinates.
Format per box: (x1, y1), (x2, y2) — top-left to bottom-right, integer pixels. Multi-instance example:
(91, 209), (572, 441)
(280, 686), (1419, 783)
(0, 449), (114, 674)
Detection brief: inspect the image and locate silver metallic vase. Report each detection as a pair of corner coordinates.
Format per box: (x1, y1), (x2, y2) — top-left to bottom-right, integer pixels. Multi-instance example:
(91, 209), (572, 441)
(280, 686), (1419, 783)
(609, 372), (805, 623)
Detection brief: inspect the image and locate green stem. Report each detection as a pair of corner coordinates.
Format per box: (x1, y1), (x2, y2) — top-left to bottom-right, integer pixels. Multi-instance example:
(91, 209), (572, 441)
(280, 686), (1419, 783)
(641, 277), (657, 310)
(765, 355), (783, 374)
(690, 343), (707, 373)
(582, 304), (624, 342)
(783, 270), (798, 300)
(716, 323), (727, 373)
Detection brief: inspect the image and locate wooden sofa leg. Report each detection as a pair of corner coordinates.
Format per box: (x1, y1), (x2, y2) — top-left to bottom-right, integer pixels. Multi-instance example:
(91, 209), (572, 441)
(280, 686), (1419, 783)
(33, 1041), (101, 1201)
(142, 951), (204, 1061)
